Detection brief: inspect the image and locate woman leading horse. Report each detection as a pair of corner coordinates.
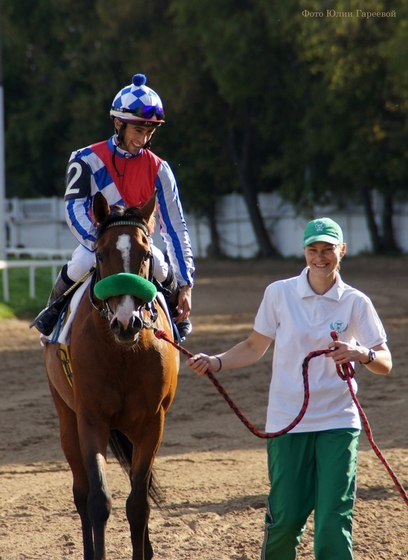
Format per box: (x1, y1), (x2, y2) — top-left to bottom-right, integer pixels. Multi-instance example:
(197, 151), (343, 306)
(44, 192), (179, 560)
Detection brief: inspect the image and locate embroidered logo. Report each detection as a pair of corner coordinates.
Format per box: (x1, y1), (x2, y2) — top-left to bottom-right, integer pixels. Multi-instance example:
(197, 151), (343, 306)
(330, 320), (348, 334)
(315, 221), (325, 232)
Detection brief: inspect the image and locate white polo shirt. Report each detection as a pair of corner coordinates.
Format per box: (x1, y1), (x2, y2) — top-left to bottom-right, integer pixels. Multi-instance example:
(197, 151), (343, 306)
(254, 267), (387, 433)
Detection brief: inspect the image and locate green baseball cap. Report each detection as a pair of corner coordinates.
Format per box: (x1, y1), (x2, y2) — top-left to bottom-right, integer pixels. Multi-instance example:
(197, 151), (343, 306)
(302, 217), (343, 247)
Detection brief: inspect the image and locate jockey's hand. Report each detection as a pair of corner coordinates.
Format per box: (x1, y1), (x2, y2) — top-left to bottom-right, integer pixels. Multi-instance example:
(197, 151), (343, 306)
(174, 285), (192, 323)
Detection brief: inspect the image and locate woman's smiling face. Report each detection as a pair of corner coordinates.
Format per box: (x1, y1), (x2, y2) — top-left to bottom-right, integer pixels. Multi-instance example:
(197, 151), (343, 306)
(304, 241), (346, 280)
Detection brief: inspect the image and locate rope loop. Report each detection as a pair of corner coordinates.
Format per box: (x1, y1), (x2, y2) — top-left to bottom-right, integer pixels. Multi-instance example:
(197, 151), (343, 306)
(154, 328), (408, 506)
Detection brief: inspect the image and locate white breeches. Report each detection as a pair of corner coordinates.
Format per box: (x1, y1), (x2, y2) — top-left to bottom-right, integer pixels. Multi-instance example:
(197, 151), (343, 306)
(66, 243), (169, 283)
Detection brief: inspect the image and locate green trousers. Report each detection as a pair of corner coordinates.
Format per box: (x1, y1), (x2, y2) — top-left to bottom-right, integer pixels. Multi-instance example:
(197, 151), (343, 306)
(260, 429), (360, 560)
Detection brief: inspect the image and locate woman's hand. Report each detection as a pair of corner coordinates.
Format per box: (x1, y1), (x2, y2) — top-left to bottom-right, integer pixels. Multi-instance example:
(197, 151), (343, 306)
(186, 330), (272, 377)
(327, 340), (392, 375)
(327, 340), (366, 365)
(186, 354), (220, 376)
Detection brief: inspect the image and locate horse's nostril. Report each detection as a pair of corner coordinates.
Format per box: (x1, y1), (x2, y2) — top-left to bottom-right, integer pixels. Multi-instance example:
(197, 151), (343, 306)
(131, 315), (143, 331)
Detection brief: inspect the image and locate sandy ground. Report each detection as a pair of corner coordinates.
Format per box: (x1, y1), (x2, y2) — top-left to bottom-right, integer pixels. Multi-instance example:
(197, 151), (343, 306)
(0, 257), (407, 559)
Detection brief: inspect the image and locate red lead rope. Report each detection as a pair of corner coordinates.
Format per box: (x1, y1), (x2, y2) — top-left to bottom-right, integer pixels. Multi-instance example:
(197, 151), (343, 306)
(154, 328), (408, 506)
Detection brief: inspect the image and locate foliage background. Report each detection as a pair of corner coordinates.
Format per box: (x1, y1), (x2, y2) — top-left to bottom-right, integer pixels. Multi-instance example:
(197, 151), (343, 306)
(2, 1), (408, 255)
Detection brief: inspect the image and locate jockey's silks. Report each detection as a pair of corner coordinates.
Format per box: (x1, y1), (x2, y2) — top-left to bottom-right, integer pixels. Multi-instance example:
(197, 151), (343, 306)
(91, 141), (162, 208)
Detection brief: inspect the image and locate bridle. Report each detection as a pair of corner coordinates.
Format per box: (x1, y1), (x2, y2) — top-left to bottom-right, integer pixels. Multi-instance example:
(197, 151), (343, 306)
(89, 218), (158, 328)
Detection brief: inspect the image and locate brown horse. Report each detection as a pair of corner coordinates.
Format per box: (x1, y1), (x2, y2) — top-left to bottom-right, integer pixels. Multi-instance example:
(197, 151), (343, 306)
(44, 192), (179, 560)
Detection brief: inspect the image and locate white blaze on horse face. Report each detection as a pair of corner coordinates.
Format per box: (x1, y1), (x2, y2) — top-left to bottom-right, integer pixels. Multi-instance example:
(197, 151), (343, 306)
(115, 295), (138, 329)
(114, 234), (137, 330)
(116, 234), (131, 272)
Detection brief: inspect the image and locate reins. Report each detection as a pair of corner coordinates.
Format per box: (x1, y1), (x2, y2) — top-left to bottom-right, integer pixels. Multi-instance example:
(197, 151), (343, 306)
(154, 328), (408, 506)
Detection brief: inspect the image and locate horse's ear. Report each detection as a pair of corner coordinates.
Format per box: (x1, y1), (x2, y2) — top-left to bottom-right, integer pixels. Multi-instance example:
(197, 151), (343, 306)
(93, 192), (110, 225)
(139, 194), (156, 222)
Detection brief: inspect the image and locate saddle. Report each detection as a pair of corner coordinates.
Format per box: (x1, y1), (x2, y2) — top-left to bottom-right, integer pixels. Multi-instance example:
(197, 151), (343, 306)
(42, 277), (92, 346)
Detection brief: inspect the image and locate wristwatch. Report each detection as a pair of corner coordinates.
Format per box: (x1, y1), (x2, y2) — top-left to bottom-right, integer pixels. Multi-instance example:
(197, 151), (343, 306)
(363, 349), (376, 364)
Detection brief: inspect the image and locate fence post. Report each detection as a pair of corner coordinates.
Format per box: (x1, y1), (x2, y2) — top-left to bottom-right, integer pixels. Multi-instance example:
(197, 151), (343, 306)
(2, 266), (9, 301)
(29, 265), (35, 298)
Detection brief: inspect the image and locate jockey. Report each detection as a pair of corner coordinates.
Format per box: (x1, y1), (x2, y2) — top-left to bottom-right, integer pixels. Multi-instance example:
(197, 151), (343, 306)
(32, 73), (195, 340)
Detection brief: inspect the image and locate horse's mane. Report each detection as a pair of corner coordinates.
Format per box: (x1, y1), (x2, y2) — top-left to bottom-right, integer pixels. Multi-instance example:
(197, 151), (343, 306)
(96, 204), (156, 238)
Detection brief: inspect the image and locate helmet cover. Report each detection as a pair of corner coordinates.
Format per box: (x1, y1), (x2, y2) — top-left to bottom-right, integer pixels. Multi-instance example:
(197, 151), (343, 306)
(110, 74), (165, 126)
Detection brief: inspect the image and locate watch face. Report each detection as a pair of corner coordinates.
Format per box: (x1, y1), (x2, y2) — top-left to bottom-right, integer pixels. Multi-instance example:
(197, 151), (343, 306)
(369, 349), (376, 362)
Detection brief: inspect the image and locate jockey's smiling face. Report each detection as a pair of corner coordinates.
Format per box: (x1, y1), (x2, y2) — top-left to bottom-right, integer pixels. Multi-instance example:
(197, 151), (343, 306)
(114, 118), (156, 154)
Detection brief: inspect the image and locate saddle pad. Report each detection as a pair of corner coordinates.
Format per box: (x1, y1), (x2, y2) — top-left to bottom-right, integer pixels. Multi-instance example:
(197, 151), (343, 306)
(57, 276), (92, 345)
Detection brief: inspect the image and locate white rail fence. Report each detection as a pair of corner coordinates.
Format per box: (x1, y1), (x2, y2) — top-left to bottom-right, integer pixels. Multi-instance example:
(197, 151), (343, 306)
(0, 259), (66, 302)
(2, 193), (408, 303)
(0, 239), (74, 302)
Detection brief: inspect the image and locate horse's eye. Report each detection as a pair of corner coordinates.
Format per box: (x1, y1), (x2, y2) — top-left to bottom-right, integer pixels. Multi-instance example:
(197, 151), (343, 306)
(96, 251), (103, 263)
(143, 251), (152, 263)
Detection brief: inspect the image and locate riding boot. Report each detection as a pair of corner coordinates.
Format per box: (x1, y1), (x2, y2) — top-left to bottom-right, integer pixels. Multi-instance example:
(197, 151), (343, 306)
(31, 265), (75, 336)
(160, 268), (192, 341)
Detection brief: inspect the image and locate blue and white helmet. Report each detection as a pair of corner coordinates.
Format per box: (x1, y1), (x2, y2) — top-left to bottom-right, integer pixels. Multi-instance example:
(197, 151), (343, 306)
(110, 73), (165, 126)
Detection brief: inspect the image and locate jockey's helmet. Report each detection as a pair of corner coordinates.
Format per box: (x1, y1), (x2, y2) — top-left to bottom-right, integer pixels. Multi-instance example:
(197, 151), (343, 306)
(110, 74), (165, 127)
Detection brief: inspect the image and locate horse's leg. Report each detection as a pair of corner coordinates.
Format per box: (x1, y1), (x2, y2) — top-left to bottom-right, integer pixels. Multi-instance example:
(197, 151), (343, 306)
(127, 471), (153, 560)
(127, 411), (165, 560)
(48, 382), (94, 560)
(76, 412), (112, 560)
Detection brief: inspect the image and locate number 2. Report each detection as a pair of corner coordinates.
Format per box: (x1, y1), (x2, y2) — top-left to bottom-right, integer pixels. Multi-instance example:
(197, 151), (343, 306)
(65, 161), (83, 196)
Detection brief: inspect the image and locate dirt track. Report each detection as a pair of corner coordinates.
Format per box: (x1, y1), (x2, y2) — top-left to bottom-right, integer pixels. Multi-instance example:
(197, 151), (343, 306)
(0, 258), (407, 559)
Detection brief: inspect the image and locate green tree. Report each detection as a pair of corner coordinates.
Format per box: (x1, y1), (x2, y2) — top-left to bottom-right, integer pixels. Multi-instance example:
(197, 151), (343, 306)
(4, 0), (408, 256)
(270, 0), (408, 253)
(3, 0), (172, 196)
(3, 0), (69, 196)
(169, 0), (283, 257)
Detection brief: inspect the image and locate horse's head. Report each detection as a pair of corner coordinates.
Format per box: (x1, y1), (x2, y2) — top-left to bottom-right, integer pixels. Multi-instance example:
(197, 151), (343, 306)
(92, 192), (157, 347)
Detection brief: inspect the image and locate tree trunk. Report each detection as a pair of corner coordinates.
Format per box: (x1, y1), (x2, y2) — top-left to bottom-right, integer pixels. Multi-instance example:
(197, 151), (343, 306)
(361, 188), (385, 254)
(227, 125), (280, 258)
(381, 191), (401, 254)
(205, 200), (224, 258)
